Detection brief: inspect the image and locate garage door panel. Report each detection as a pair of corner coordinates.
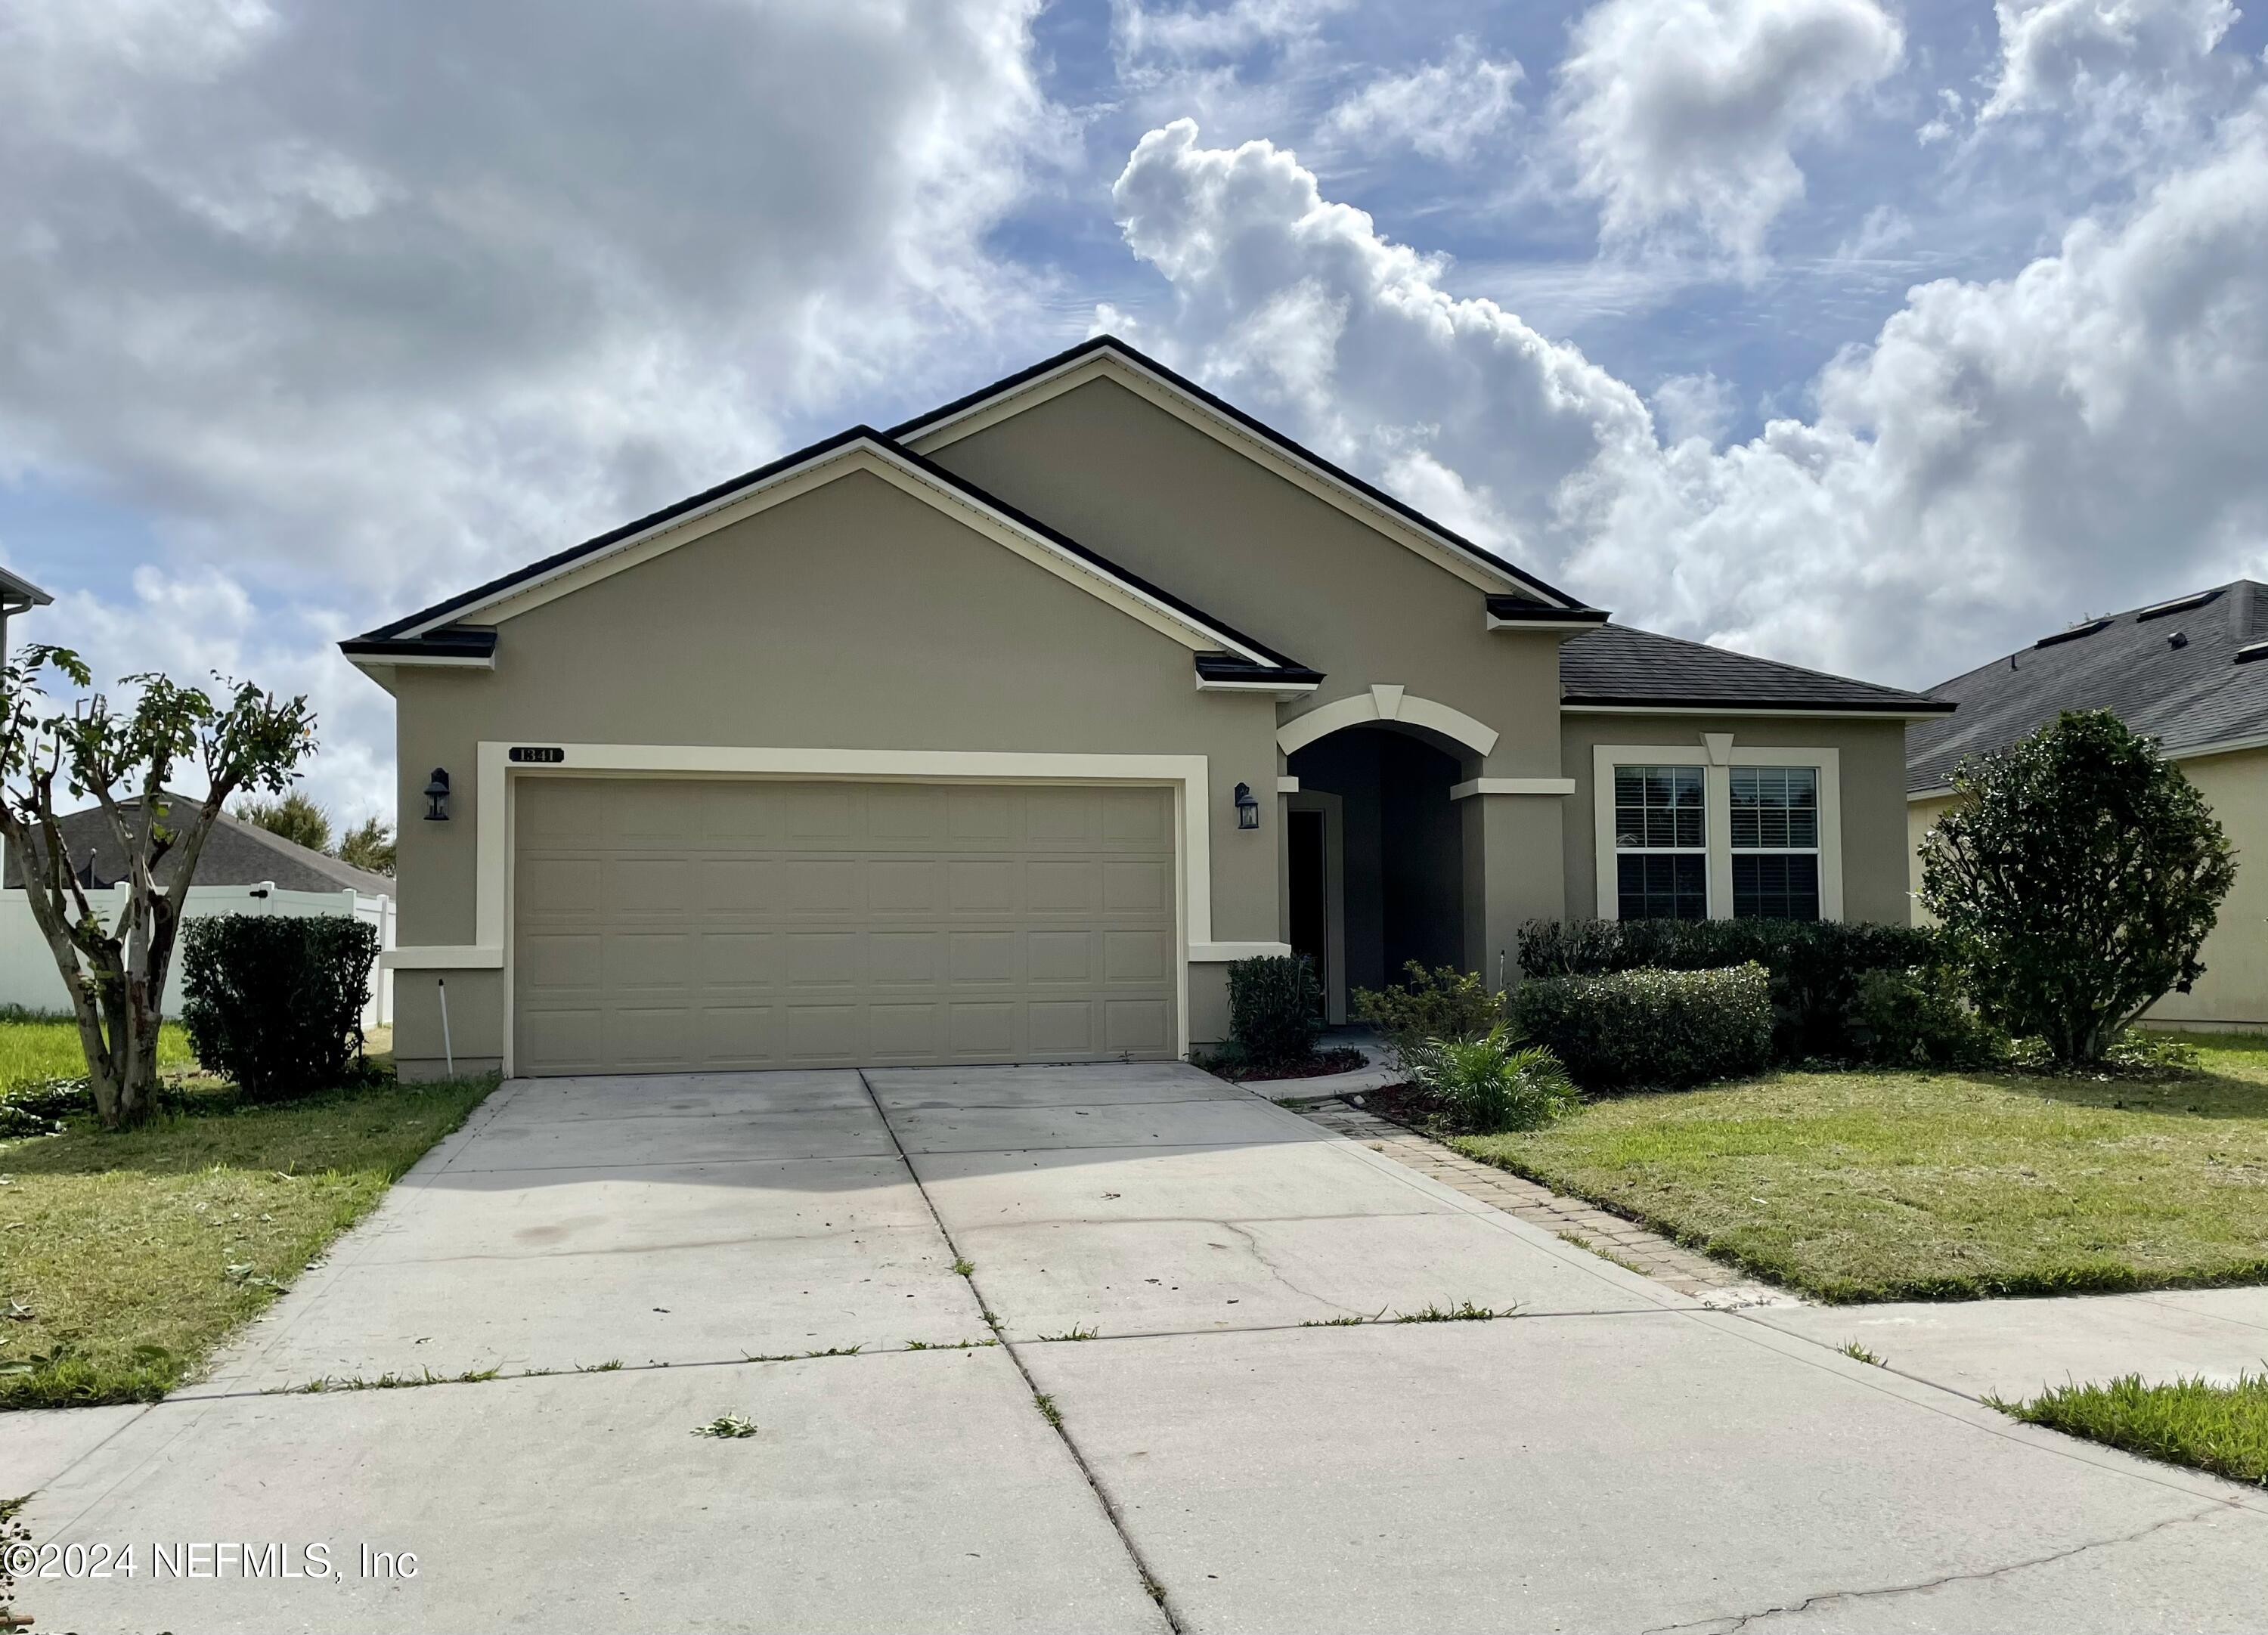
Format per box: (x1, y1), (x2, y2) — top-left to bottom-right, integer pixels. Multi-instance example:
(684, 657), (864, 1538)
(1027, 930), (1095, 985)
(605, 931), (693, 990)
(515, 779), (1176, 1074)
(866, 858), (943, 913)
(1102, 859), (1171, 913)
(1105, 999), (1173, 1055)
(705, 859), (779, 912)
(783, 931), (858, 987)
(869, 931), (943, 986)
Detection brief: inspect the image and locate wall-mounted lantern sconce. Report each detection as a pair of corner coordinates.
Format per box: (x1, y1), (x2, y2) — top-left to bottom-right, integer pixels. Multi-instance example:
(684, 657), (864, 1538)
(423, 768), (451, 822)
(1234, 781), (1260, 831)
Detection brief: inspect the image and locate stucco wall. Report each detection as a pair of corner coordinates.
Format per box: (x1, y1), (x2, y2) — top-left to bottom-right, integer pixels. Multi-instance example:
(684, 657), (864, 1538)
(1560, 713), (1914, 927)
(388, 468), (1280, 1076)
(1910, 751), (2268, 1029)
(921, 376), (1568, 782)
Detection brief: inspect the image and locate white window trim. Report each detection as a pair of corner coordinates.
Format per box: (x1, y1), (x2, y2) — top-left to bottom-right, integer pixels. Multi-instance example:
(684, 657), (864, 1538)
(1592, 740), (1842, 921)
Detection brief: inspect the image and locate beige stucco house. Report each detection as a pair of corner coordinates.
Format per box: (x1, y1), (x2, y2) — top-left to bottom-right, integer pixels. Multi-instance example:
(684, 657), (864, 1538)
(344, 338), (1949, 1079)
(1909, 581), (2268, 1030)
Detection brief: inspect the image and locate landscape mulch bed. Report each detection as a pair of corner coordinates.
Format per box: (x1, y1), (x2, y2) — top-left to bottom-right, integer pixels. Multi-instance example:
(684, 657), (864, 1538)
(1223, 1047), (1368, 1083)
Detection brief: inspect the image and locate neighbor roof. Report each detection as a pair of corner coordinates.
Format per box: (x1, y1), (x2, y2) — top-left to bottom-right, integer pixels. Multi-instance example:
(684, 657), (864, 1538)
(1907, 581), (2268, 794)
(1560, 624), (1953, 717)
(4, 796), (393, 897)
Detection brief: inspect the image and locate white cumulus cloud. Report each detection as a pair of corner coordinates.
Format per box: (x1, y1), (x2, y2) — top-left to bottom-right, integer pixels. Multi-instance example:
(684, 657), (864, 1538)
(1321, 38), (1524, 163)
(1111, 105), (2268, 689)
(1983, 0), (2243, 125)
(1552, 0), (1907, 263)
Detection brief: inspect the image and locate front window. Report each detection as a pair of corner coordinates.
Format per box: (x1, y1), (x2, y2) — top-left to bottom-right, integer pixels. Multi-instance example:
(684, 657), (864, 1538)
(1613, 765), (1706, 919)
(1730, 766), (1820, 920)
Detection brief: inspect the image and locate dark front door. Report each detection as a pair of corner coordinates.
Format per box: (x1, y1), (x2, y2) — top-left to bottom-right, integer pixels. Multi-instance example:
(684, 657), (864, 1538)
(1288, 807), (1328, 994)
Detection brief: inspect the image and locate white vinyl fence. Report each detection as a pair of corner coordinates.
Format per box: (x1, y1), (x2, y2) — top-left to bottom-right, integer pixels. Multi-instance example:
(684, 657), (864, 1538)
(0, 884), (395, 1030)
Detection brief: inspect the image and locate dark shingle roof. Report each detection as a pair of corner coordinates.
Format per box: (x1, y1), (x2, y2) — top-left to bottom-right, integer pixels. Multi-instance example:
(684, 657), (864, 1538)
(1907, 581), (2268, 794)
(1560, 624), (1950, 716)
(5, 797), (393, 896)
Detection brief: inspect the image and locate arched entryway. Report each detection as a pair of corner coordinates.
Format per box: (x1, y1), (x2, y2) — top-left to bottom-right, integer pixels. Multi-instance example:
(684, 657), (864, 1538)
(1284, 724), (1470, 1025)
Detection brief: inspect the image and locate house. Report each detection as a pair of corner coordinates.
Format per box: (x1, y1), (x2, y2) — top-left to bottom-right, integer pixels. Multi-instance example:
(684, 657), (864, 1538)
(342, 337), (1950, 1080)
(1, 795), (397, 1021)
(4, 794), (395, 900)
(1907, 581), (2268, 1030)
(0, 562), (52, 661)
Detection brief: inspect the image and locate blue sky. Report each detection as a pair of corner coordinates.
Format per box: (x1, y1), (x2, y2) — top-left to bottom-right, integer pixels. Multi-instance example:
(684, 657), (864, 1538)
(2, 0), (2264, 820)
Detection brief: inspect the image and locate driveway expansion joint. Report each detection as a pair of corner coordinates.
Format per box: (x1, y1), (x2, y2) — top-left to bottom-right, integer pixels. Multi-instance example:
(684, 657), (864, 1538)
(854, 1068), (1187, 1635)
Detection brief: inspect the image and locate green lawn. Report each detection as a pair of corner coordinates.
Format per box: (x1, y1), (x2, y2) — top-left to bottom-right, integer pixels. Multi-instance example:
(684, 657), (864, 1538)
(1, 1073), (491, 1410)
(1452, 1036), (2268, 1302)
(1993, 1373), (2268, 1487)
(0, 1010), (196, 1090)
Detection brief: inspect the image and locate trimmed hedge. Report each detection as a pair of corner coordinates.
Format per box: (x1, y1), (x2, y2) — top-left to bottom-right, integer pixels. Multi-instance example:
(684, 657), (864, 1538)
(1225, 954), (1321, 1070)
(1511, 963), (1772, 1092)
(1516, 918), (1945, 1063)
(181, 915), (380, 1100)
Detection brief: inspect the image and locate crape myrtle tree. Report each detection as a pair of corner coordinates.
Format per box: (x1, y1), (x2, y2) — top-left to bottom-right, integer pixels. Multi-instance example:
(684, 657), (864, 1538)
(0, 646), (314, 1128)
(1920, 710), (2235, 1064)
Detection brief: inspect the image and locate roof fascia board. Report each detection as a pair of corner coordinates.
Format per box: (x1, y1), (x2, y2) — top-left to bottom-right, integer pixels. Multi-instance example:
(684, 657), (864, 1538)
(903, 348), (1575, 606)
(419, 439), (1278, 667)
(1562, 701), (1953, 720)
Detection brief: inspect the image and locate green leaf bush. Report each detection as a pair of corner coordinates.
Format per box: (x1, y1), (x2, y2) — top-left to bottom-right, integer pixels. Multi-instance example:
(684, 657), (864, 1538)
(1352, 961), (1505, 1071)
(1516, 917), (1945, 1063)
(1847, 965), (2008, 1069)
(181, 915), (380, 1100)
(1408, 1026), (1580, 1133)
(1511, 962), (1772, 1091)
(1920, 709), (2237, 1065)
(1225, 954), (1321, 1070)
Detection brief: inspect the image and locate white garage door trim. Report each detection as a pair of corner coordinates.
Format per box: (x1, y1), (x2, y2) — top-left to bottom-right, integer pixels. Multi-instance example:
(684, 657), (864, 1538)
(449, 743), (1210, 1076)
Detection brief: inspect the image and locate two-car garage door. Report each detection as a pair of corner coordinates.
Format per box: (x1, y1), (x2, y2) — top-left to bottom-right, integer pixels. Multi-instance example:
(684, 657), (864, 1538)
(511, 778), (1179, 1076)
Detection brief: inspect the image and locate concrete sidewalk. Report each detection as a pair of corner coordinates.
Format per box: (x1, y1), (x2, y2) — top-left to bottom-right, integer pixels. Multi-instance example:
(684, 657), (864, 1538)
(1748, 1286), (2268, 1401)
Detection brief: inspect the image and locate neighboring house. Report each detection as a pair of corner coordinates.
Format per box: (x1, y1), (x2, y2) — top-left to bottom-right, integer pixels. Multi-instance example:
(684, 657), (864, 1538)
(2, 795), (396, 1022)
(0, 563), (52, 662)
(1907, 581), (2268, 1029)
(343, 336), (1950, 1081)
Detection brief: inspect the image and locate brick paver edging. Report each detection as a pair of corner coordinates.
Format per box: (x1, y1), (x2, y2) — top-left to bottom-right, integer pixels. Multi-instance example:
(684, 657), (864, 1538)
(1297, 1098), (1797, 1308)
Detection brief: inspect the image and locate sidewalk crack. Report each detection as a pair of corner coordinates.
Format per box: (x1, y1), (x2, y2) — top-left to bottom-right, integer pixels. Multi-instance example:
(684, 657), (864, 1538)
(1644, 1502), (2244, 1633)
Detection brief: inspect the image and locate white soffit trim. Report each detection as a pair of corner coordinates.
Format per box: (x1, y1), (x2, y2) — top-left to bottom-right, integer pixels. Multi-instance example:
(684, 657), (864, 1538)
(1275, 776), (1300, 793)
(408, 441), (1278, 669)
(385, 945), (503, 970)
(903, 350), (1572, 604)
(1451, 777), (1576, 799)
(1190, 941), (1294, 961)
(1194, 675), (1321, 695)
(1277, 688), (1501, 758)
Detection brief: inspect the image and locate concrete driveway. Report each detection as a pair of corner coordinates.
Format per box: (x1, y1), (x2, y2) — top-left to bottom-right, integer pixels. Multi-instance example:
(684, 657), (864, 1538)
(13, 1064), (2267, 1633)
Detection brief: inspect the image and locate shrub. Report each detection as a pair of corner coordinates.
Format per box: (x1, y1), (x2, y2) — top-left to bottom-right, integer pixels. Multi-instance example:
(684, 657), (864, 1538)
(1921, 709), (2237, 1065)
(1352, 961), (1504, 1071)
(1410, 1027), (1580, 1133)
(181, 915), (380, 1099)
(1225, 954), (1321, 1070)
(1847, 966), (2007, 1069)
(1512, 963), (1771, 1092)
(1517, 917), (1946, 1063)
